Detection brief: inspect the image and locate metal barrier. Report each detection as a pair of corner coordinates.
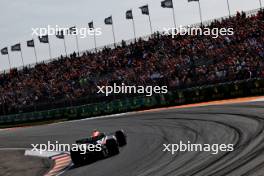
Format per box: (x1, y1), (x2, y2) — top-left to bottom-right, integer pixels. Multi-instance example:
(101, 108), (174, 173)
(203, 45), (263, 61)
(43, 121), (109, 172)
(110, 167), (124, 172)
(1, 78), (264, 125)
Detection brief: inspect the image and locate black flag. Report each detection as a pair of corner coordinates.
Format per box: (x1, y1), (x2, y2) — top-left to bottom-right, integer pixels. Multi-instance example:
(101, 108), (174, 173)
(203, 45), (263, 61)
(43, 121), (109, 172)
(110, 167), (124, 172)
(68, 26), (77, 34)
(56, 31), (64, 39)
(1, 47), (8, 55)
(27, 40), (34, 47)
(139, 5), (149, 15)
(104, 16), (113, 25)
(161, 0), (173, 8)
(88, 22), (94, 29)
(126, 10), (133, 19)
(11, 44), (21, 51)
(39, 35), (49, 43)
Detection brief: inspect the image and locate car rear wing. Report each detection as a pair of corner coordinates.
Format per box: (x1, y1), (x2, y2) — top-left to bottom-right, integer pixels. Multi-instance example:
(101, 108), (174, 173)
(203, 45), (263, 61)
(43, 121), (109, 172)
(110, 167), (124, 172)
(76, 138), (92, 144)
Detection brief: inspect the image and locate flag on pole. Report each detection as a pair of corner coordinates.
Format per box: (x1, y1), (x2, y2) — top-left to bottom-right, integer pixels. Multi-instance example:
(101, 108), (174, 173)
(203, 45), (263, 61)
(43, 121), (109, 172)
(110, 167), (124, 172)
(126, 10), (133, 19)
(161, 0), (173, 8)
(56, 30), (67, 56)
(104, 16), (116, 45)
(89, 21), (97, 52)
(68, 26), (77, 34)
(69, 26), (79, 53)
(139, 5), (153, 34)
(1, 47), (11, 68)
(27, 39), (38, 63)
(1, 47), (8, 55)
(126, 9), (137, 39)
(139, 5), (149, 15)
(11, 44), (21, 51)
(27, 40), (35, 47)
(56, 31), (64, 39)
(39, 35), (49, 43)
(39, 35), (51, 58)
(188, 0), (199, 2)
(11, 43), (24, 66)
(104, 16), (113, 25)
(88, 22), (94, 29)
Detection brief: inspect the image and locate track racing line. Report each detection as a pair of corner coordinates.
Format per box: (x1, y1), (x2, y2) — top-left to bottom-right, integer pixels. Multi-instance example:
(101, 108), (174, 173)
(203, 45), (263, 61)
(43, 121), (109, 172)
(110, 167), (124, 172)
(1, 96), (264, 176)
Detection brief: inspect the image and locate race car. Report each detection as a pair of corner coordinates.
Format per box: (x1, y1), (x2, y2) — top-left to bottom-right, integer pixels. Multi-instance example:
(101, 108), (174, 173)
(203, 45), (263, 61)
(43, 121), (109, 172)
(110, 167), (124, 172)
(70, 129), (127, 165)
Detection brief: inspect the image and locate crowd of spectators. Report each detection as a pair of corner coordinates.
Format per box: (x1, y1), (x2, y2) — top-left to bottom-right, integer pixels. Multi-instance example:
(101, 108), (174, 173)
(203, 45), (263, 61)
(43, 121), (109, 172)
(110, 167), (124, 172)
(0, 9), (264, 115)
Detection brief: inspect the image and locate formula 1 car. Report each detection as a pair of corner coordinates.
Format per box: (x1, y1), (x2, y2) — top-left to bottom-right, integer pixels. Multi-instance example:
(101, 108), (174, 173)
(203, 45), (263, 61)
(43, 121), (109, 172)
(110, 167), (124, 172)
(70, 129), (127, 165)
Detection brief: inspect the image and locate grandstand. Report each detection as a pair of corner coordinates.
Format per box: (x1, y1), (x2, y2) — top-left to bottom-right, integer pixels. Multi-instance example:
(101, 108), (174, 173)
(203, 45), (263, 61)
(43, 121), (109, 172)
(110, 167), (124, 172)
(0, 8), (263, 117)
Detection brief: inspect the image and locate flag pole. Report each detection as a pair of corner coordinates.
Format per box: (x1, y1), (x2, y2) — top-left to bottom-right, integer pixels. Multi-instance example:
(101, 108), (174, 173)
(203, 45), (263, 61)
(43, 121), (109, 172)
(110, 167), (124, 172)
(90, 21), (97, 52)
(75, 35), (80, 55)
(259, 0), (262, 9)
(198, 1), (203, 25)
(111, 16), (117, 47)
(172, 2), (177, 29)
(148, 14), (153, 34)
(93, 32), (97, 52)
(227, 0), (231, 16)
(63, 37), (68, 56)
(132, 17), (137, 40)
(7, 52), (11, 70)
(33, 39), (38, 64)
(48, 42), (52, 60)
(20, 49), (25, 67)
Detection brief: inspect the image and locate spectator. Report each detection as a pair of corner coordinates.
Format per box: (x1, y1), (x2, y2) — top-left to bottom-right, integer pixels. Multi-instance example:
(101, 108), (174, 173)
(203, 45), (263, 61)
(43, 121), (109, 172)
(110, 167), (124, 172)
(0, 9), (264, 115)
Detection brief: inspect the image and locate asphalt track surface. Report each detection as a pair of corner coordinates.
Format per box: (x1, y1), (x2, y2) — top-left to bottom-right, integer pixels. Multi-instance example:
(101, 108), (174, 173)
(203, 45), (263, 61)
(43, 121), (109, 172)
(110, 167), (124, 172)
(0, 150), (51, 176)
(1, 101), (264, 176)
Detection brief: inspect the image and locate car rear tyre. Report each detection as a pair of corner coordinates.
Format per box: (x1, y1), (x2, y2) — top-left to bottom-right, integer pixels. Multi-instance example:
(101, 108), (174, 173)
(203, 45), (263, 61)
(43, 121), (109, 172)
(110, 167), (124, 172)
(106, 139), (119, 156)
(70, 150), (85, 165)
(115, 130), (127, 146)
